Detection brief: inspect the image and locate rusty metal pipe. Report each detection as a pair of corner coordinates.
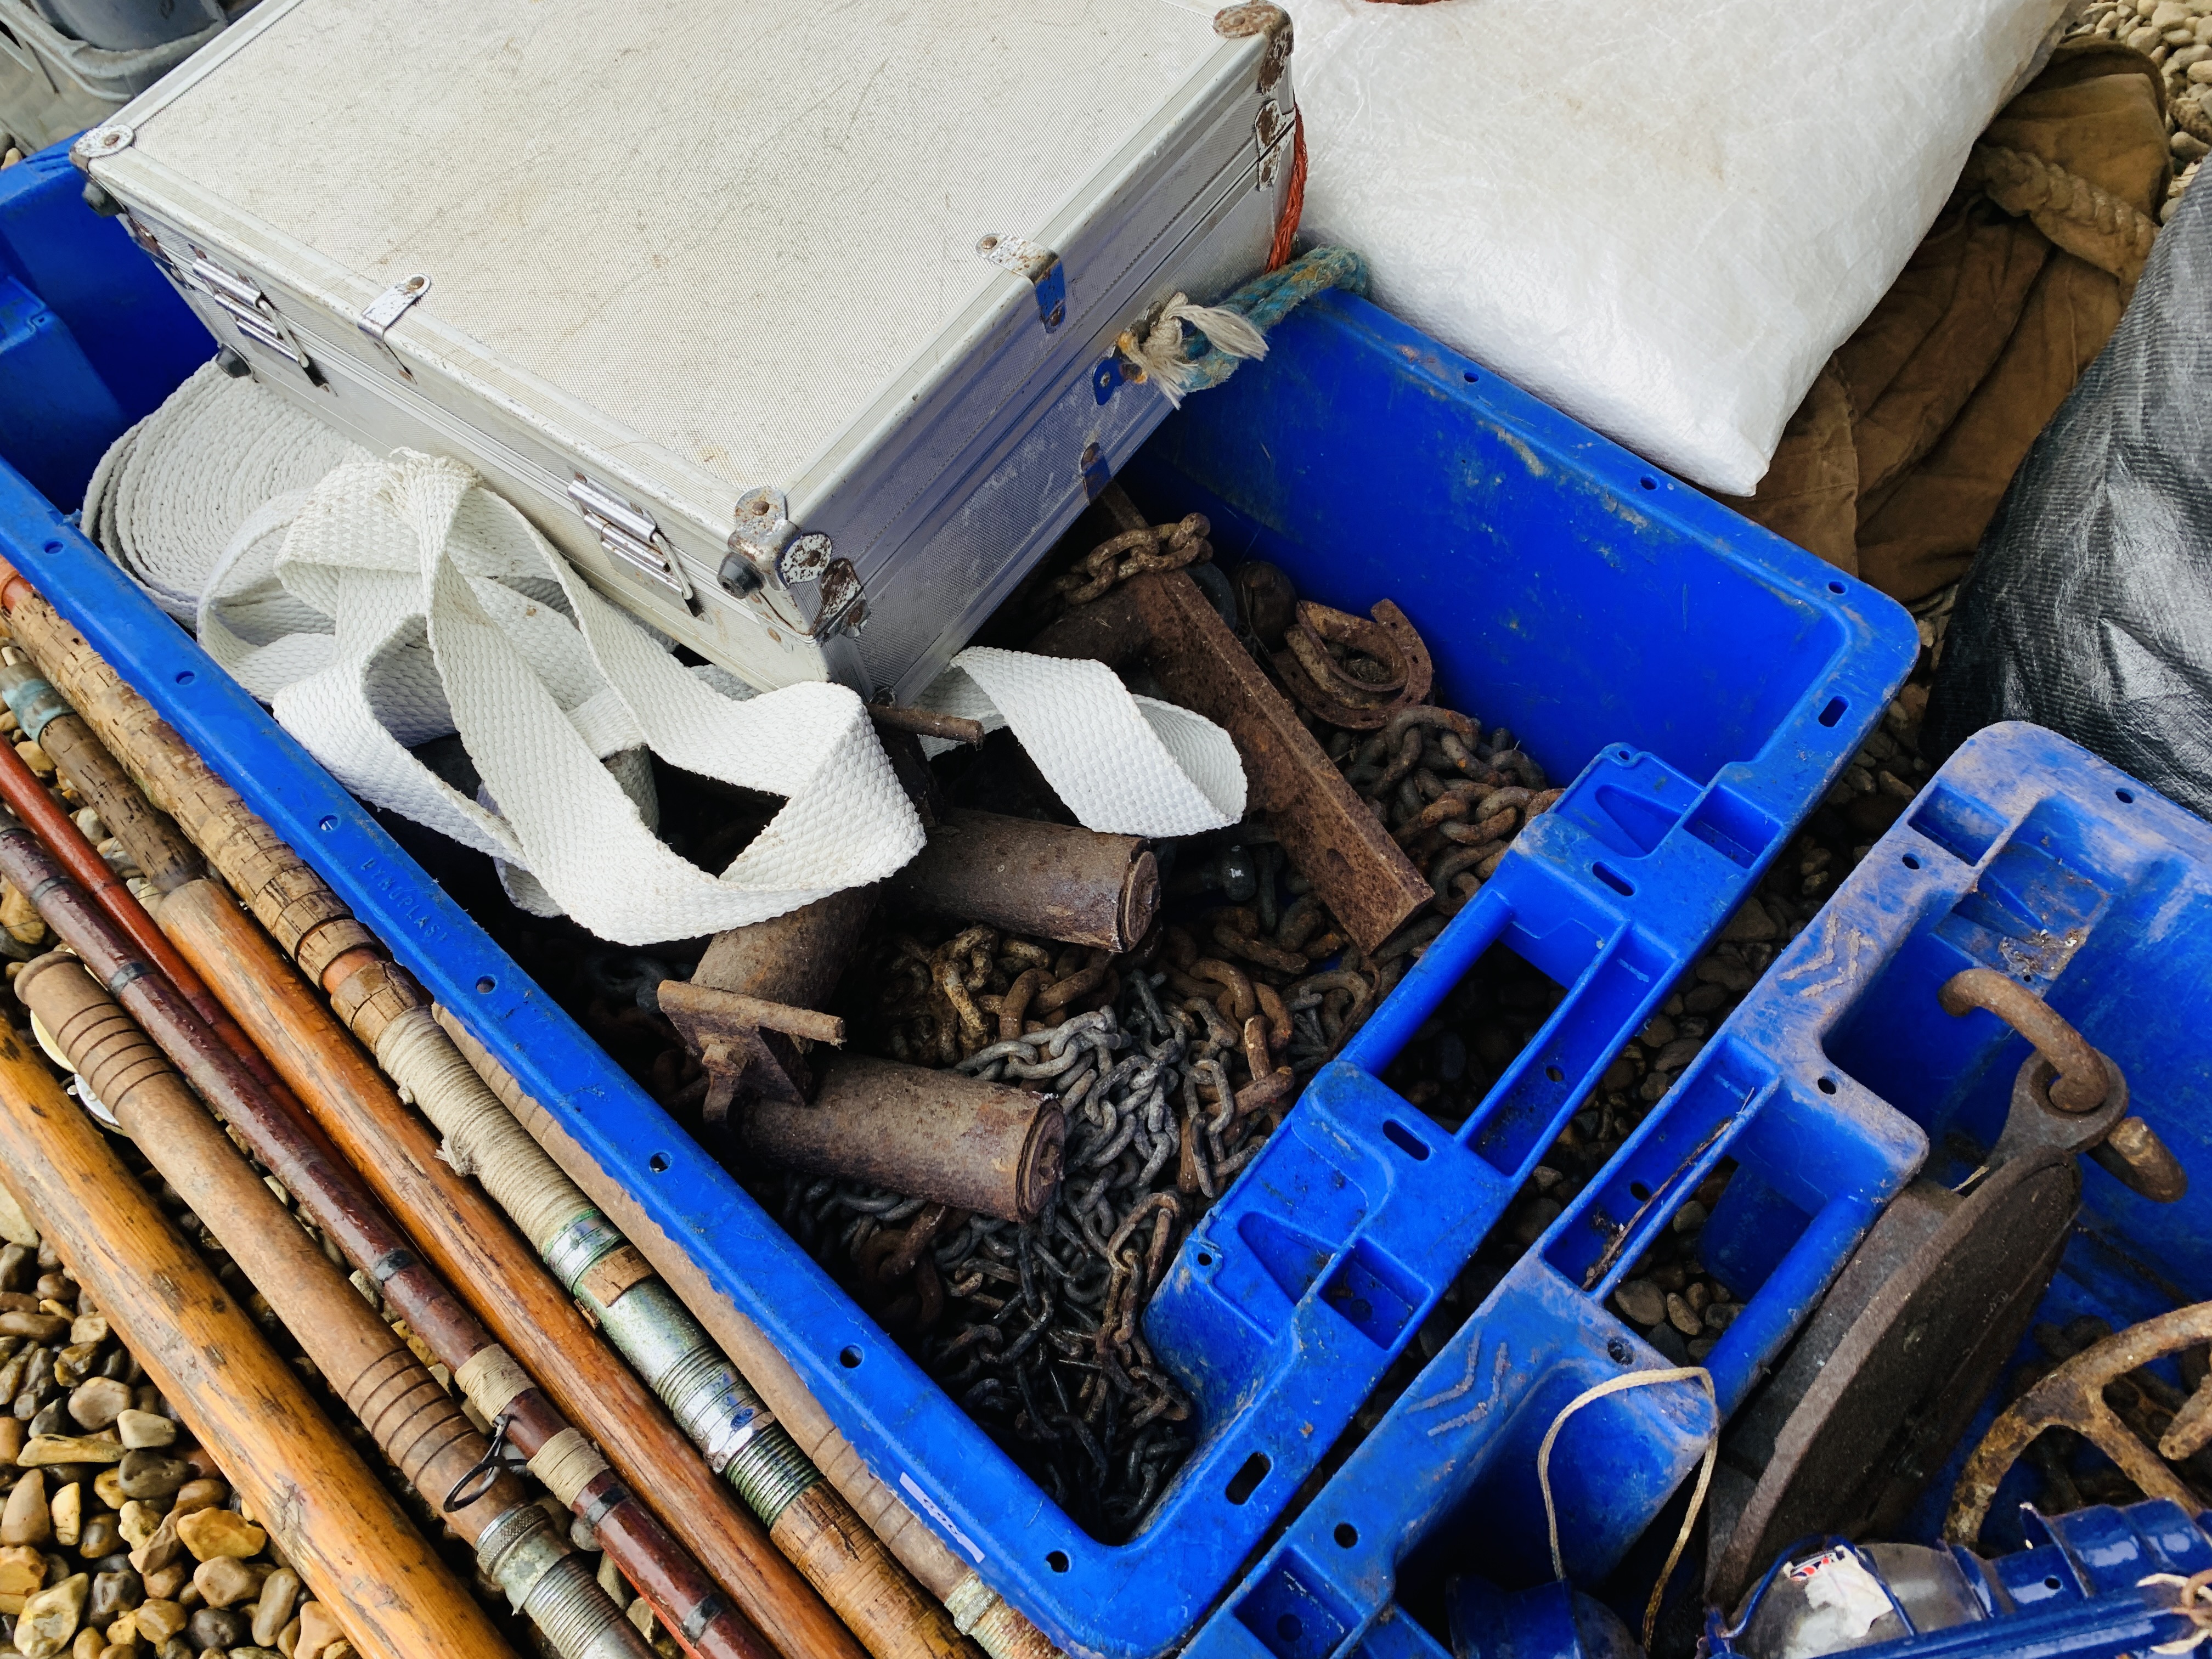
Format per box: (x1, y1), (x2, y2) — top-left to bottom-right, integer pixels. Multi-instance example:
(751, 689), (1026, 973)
(885, 809), (1159, 952)
(866, 704), (988, 747)
(1938, 968), (2108, 1112)
(743, 1055), (1064, 1223)
(693, 887), (879, 1013)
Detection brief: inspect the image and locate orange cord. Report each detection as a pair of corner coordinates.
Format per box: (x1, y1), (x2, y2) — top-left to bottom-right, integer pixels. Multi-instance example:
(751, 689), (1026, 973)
(1267, 111), (1308, 273)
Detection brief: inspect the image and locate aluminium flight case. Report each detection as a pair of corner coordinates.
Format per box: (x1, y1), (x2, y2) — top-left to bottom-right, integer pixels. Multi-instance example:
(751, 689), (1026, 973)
(73, 0), (1296, 700)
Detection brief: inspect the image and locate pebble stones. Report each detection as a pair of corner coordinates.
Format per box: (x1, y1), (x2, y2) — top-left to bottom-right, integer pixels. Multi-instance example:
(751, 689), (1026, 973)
(0, 1224), (323, 1659)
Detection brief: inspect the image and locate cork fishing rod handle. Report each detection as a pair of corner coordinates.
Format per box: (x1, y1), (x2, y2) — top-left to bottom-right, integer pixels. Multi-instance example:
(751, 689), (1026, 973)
(157, 877), (798, 1659)
(0, 641), (203, 892)
(434, 1013), (1065, 1659)
(0, 724), (313, 1126)
(1, 960), (521, 1659)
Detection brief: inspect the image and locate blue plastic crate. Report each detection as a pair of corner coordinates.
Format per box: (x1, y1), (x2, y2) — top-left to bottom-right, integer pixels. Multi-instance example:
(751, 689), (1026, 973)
(1195, 721), (2212, 1659)
(0, 144), (211, 507)
(0, 144), (1921, 1658)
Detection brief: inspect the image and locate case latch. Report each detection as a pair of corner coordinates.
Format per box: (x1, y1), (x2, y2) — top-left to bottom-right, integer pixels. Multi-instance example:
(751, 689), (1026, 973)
(568, 474), (695, 607)
(182, 253), (317, 376)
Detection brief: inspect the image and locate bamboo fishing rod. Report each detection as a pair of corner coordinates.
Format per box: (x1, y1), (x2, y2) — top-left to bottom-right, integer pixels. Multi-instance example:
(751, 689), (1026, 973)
(0, 1008), (513, 1659)
(0, 562), (993, 1659)
(0, 829), (682, 1659)
(0, 611), (849, 1659)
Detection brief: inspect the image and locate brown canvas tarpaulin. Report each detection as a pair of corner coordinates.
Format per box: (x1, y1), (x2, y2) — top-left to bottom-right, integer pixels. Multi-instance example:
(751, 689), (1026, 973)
(1722, 41), (2170, 601)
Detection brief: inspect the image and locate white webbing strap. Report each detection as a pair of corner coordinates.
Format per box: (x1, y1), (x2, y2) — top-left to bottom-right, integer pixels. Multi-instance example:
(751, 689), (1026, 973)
(95, 375), (1246, 944)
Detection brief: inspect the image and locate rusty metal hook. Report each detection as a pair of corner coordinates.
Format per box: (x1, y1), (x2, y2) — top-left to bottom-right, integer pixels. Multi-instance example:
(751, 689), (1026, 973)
(1938, 968), (2108, 1113)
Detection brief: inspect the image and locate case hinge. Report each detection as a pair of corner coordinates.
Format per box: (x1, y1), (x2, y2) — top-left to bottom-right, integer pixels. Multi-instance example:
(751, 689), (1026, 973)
(359, 273), (432, 343)
(567, 474), (695, 606)
(977, 234), (1066, 333)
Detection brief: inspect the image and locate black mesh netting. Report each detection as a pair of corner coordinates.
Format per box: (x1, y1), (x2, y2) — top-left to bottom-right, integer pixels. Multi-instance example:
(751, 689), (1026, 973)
(1927, 164), (2212, 814)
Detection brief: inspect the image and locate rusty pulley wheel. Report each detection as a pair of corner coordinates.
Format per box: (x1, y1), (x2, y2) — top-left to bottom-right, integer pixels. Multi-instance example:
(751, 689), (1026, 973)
(1706, 1148), (2083, 1606)
(1946, 1301), (2212, 1548)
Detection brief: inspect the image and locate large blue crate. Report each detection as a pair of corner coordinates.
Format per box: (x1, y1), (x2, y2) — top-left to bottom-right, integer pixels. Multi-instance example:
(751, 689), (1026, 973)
(1196, 721), (2212, 1659)
(0, 140), (1920, 1658)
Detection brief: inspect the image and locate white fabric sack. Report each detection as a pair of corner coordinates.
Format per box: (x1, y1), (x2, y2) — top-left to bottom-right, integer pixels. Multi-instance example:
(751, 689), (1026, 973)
(1279, 0), (2070, 494)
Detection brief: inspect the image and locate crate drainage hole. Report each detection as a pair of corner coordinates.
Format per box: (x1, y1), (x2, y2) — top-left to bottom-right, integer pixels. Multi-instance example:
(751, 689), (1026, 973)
(1278, 1615), (1303, 1644)
(1828, 580), (1847, 594)
(1817, 1075), (1838, 1095)
(1545, 1065), (1565, 1084)
(1630, 1182), (1651, 1200)
(1639, 476), (1657, 491)
(1047, 1551), (1070, 1573)
(1383, 1120), (1430, 1161)
(40, 541), (60, 556)
(1334, 1523), (1358, 1548)
(174, 670), (195, 686)
(1818, 697), (1847, 728)
(1593, 863), (1634, 897)
(475, 975), (497, 993)
(317, 815), (337, 832)
(1196, 1250), (1214, 1266)
(1903, 853), (1922, 870)
(2117, 789), (2135, 803)
(1607, 1336), (1633, 1364)
(840, 1346), (862, 1368)
(1225, 1452), (1271, 1505)
(648, 1153), (669, 1173)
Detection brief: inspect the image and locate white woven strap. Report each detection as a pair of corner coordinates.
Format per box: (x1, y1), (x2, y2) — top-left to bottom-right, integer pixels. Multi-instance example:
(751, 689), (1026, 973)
(917, 647), (1243, 837)
(97, 374), (1248, 942)
(205, 450), (926, 945)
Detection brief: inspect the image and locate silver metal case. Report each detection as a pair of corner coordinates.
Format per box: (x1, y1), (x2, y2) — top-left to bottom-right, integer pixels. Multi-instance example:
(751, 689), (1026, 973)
(76, 0), (1295, 701)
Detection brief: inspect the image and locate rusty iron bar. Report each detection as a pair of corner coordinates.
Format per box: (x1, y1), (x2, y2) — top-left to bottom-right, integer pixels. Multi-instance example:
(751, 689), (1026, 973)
(1946, 1300), (2212, 1546)
(745, 1054), (1065, 1224)
(1939, 967), (2109, 1113)
(867, 703), (989, 748)
(885, 809), (1159, 953)
(1028, 568), (1432, 952)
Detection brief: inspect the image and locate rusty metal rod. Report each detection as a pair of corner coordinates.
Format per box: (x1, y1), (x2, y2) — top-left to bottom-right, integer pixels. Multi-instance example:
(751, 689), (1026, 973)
(1029, 568), (1432, 951)
(867, 704), (988, 747)
(0, 830), (670, 1658)
(884, 809), (1159, 952)
(0, 991), (520, 1659)
(743, 1055), (1065, 1224)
